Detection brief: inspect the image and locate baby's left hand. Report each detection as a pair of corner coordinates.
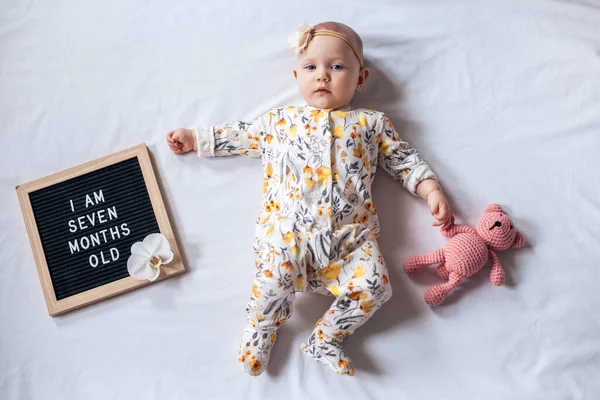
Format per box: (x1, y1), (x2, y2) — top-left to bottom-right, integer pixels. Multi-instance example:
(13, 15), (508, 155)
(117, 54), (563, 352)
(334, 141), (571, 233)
(427, 189), (454, 230)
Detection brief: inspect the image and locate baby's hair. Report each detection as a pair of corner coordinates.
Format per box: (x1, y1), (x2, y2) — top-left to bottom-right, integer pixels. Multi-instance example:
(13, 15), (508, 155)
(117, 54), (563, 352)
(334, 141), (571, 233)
(313, 21), (364, 65)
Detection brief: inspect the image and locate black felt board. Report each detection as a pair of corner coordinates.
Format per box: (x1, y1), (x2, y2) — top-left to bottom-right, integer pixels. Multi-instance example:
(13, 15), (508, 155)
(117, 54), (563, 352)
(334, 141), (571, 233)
(28, 157), (160, 300)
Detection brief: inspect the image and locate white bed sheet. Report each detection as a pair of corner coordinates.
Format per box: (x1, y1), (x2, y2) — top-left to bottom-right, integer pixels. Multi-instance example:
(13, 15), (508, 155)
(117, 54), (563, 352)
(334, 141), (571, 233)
(1, 0), (600, 399)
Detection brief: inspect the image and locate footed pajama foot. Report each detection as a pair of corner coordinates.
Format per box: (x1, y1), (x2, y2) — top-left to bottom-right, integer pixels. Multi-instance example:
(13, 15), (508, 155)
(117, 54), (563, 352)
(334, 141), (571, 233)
(301, 330), (355, 376)
(239, 325), (277, 376)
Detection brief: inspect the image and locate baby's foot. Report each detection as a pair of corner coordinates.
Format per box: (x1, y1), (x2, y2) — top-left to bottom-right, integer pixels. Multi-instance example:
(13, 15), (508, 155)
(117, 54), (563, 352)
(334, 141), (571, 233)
(301, 330), (355, 376)
(239, 325), (277, 376)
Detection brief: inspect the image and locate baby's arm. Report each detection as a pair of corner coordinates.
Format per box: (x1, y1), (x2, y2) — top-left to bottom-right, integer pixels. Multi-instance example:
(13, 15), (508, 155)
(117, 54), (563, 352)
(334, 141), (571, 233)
(376, 113), (437, 195)
(167, 113), (272, 158)
(376, 113), (453, 229)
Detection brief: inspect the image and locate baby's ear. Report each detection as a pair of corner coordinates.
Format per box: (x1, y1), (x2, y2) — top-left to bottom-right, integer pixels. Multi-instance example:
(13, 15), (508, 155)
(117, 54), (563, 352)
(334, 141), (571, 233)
(356, 67), (370, 92)
(512, 231), (525, 249)
(485, 203), (504, 213)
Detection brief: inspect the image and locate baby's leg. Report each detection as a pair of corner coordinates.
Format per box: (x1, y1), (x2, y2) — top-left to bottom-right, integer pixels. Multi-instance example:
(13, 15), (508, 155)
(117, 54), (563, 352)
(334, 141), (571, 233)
(301, 239), (392, 376)
(240, 243), (300, 376)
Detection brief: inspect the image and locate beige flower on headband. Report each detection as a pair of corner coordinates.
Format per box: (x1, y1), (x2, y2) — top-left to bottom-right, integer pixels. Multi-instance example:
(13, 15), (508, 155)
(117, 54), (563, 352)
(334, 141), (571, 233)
(288, 23), (314, 54)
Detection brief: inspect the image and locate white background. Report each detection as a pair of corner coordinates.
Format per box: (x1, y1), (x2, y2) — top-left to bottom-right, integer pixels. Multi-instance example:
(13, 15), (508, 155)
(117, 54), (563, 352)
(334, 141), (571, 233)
(1, 0), (599, 399)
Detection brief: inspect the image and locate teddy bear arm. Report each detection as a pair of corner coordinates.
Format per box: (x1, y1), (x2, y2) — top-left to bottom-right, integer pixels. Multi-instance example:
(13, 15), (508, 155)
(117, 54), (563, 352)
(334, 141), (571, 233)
(489, 250), (506, 286)
(442, 224), (477, 238)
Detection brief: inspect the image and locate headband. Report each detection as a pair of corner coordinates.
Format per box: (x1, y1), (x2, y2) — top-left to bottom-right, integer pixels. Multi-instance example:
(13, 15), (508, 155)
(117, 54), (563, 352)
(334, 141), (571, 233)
(288, 23), (363, 67)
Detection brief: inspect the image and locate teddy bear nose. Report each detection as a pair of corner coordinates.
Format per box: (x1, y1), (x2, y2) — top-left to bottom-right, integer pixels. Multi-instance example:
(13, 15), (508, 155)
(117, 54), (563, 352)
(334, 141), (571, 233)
(489, 221), (502, 230)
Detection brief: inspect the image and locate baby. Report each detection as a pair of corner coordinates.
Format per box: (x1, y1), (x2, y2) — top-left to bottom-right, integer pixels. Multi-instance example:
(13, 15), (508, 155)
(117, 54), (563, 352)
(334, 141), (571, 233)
(167, 21), (453, 376)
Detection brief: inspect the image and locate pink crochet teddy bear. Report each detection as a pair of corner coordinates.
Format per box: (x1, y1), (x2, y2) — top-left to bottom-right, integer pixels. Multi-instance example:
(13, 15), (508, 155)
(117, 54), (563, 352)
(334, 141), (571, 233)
(404, 204), (525, 307)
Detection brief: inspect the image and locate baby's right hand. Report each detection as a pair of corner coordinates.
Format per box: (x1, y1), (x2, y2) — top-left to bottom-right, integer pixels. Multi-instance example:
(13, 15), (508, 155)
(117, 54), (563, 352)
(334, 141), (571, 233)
(166, 128), (196, 155)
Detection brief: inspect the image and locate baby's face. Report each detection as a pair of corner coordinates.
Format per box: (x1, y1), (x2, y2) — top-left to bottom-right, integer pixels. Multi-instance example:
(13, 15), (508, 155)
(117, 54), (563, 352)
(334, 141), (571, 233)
(294, 36), (367, 109)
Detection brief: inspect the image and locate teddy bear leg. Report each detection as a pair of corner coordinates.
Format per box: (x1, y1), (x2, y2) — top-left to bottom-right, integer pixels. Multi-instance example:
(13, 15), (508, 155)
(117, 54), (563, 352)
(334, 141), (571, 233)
(424, 273), (463, 307)
(404, 249), (445, 274)
(435, 263), (450, 280)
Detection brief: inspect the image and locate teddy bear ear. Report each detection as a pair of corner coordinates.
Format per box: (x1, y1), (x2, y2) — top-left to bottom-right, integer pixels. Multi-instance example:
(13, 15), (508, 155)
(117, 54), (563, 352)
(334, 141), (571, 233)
(512, 231), (525, 249)
(485, 204), (504, 213)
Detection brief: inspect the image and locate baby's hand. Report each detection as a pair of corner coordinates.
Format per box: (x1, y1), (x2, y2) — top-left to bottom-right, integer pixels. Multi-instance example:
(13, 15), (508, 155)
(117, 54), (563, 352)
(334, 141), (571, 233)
(166, 128), (196, 155)
(427, 189), (454, 231)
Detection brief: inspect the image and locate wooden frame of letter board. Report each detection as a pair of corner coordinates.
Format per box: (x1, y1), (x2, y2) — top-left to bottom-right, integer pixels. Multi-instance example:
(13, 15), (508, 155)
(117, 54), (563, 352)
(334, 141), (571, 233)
(16, 144), (185, 316)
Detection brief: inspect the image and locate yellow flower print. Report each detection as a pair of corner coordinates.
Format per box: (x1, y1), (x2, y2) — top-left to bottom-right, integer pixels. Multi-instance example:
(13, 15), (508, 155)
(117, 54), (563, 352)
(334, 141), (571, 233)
(281, 261), (295, 271)
(316, 166), (332, 184)
(353, 265), (366, 278)
(379, 140), (390, 155)
(382, 275), (389, 284)
(289, 124), (297, 139)
(276, 118), (286, 127)
(330, 284), (340, 296)
(266, 225), (274, 236)
(348, 291), (363, 301)
(359, 212), (370, 224)
(304, 177), (316, 190)
(263, 269), (273, 278)
(265, 162), (273, 178)
(303, 166), (314, 175)
(265, 134), (274, 144)
(332, 124), (343, 139)
(332, 110), (349, 119)
(360, 299), (375, 313)
(251, 283), (262, 298)
(282, 232), (294, 243)
(319, 263), (341, 281)
(334, 331), (350, 340)
(358, 115), (368, 126)
(290, 245), (300, 257)
(364, 246), (372, 257)
(310, 109), (322, 122)
(295, 275), (304, 290)
(249, 359), (262, 374)
(365, 201), (373, 210)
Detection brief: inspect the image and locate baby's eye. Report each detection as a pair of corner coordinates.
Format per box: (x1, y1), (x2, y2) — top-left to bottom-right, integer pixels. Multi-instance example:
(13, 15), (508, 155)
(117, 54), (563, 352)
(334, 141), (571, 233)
(305, 65), (316, 71)
(331, 64), (344, 70)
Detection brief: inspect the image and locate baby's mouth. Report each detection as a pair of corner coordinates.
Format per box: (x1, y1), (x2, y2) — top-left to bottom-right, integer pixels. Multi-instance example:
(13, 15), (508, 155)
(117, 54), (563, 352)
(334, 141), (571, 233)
(315, 88), (331, 94)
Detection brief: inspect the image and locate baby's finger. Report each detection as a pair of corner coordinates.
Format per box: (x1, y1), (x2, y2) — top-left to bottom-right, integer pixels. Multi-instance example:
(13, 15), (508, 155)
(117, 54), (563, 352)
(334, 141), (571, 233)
(442, 217), (452, 231)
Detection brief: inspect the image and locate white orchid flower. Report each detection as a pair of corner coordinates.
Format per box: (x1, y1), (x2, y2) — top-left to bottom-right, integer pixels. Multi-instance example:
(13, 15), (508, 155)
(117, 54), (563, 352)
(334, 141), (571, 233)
(127, 233), (173, 281)
(288, 23), (313, 54)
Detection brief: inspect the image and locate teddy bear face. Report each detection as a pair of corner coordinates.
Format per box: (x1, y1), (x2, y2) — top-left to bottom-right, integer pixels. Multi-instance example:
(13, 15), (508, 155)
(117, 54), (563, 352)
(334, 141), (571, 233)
(476, 206), (518, 251)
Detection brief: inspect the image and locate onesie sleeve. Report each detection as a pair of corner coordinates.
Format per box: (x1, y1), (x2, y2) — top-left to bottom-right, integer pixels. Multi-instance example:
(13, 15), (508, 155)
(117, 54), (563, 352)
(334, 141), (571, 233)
(193, 112), (271, 158)
(376, 113), (437, 196)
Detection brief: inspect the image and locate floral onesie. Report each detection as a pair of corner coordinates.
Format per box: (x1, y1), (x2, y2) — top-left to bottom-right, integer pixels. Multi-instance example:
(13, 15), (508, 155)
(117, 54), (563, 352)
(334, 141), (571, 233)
(194, 105), (436, 376)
